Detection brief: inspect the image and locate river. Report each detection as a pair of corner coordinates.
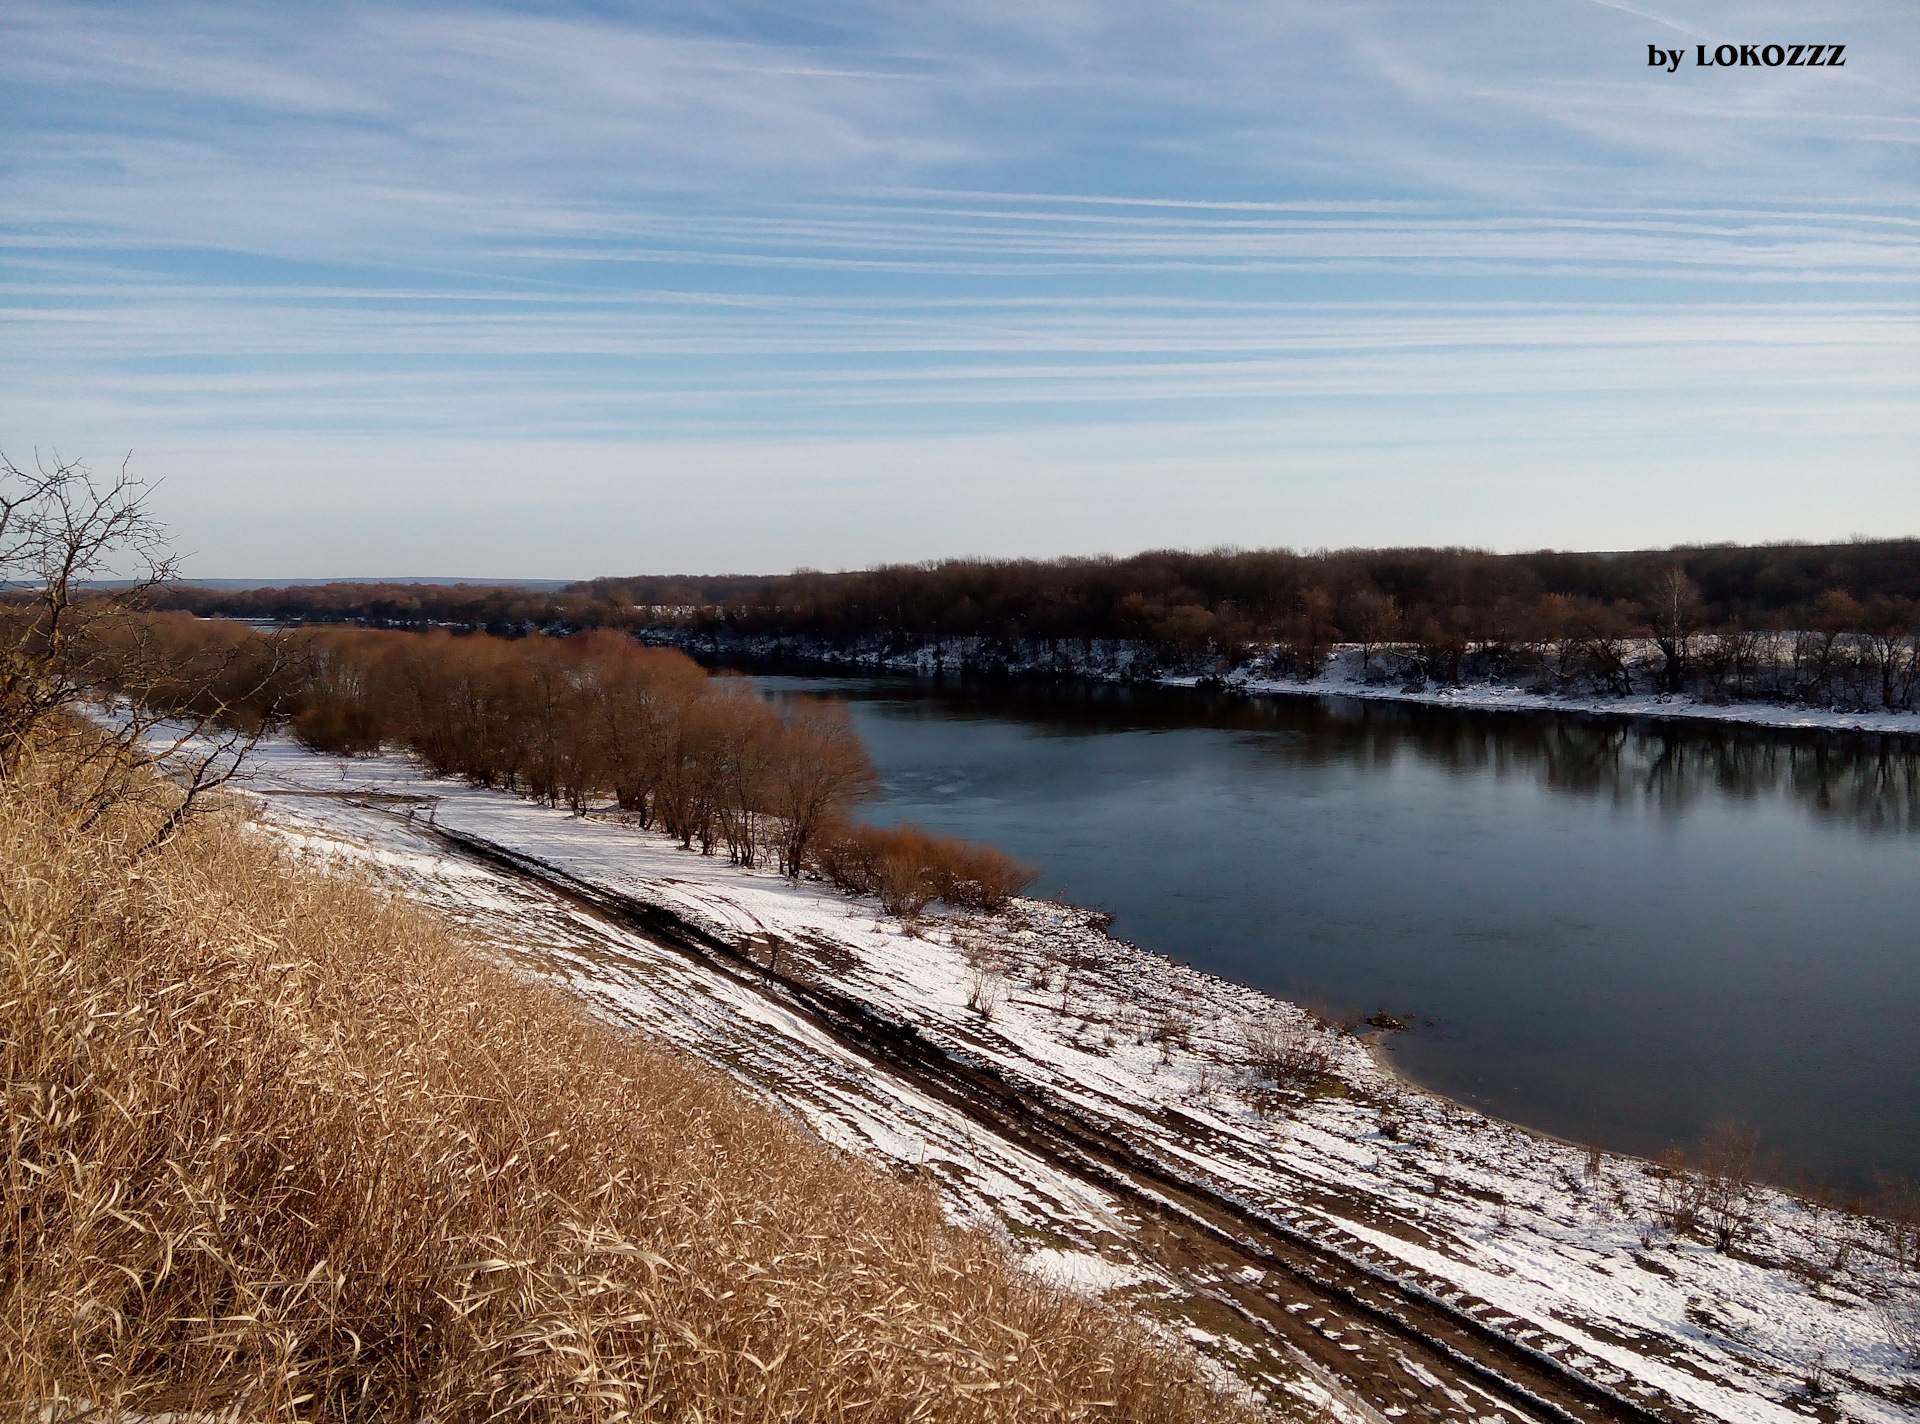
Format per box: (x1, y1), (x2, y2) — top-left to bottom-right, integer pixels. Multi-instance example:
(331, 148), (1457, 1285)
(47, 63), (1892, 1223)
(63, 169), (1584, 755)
(754, 674), (1919, 1194)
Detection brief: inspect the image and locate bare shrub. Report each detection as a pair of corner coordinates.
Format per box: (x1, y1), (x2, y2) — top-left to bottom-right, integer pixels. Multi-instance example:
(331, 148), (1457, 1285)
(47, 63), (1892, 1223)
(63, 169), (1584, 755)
(1653, 1151), (1707, 1237)
(875, 841), (941, 917)
(965, 967), (1005, 1019)
(1871, 1175), (1920, 1272)
(1652, 1125), (1760, 1251)
(0, 737), (1250, 1423)
(812, 822), (1035, 918)
(812, 823), (939, 914)
(936, 838), (1038, 912)
(1241, 1013), (1337, 1094)
(1698, 1122), (1760, 1253)
(1191, 1060), (1218, 1098)
(959, 933), (1013, 977)
(1153, 1006), (1192, 1066)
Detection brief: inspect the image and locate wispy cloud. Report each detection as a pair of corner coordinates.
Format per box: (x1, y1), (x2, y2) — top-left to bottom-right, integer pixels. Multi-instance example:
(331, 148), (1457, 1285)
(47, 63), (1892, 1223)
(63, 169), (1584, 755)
(3, 0), (1916, 572)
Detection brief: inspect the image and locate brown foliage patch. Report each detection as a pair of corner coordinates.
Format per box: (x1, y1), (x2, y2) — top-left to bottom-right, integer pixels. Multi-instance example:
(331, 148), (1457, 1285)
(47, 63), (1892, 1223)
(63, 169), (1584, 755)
(812, 822), (1037, 916)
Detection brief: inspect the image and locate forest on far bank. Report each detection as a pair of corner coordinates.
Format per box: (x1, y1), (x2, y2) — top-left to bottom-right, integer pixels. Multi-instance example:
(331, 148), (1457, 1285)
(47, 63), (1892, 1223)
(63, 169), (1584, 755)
(149, 539), (1920, 645)
(134, 541), (1920, 709)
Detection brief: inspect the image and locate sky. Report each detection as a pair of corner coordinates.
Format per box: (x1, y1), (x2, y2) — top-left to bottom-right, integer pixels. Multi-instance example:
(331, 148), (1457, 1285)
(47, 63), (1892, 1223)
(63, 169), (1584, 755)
(4, 1), (1917, 578)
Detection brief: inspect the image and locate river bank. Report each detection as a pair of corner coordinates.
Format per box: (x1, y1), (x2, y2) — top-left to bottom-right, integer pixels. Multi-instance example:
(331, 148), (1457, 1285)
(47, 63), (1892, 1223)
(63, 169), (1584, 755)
(230, 732), (1920, 1423)
(647, 631), (1920, 739)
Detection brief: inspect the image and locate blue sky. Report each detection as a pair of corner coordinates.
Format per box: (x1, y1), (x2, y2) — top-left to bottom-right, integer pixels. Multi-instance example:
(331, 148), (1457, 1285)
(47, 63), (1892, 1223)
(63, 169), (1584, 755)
(4, 1), (1916, 577)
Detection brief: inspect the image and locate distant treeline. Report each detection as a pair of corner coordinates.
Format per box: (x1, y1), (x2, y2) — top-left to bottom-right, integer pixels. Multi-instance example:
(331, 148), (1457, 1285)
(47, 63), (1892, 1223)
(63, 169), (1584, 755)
(639, 543), (1920, 711)
(154, 540), (1920, 639)
(595, 540), (1920, 647)
(113, 617), (1033, 913)
(137, 539), (1920, 710)
(148, 581), (609, 634)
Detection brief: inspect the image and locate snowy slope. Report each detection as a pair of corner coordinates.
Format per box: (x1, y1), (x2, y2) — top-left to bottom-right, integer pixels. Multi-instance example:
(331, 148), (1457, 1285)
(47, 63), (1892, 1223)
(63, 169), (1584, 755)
(235, 737), (1920, 1423)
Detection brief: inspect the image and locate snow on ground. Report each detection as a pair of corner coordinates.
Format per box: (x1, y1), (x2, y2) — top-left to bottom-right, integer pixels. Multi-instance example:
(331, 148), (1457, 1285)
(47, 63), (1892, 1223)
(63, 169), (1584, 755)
(668, 632), (1920, 737)
(1218, 650), (1920, 736)
(1021, 1247), (1153, 1298)
(232, 736), (1920, 1423)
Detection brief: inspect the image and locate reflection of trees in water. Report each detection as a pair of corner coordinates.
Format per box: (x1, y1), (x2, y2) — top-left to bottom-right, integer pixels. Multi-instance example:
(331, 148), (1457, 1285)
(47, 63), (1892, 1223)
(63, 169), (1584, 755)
(861, 678), (1920, 837)
(1331, 703), (1919, 836)
(1612, 727), (1915, 835)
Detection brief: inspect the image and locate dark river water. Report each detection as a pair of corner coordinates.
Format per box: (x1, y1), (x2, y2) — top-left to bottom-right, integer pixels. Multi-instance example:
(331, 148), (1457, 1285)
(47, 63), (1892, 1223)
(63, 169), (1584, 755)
(755, 674), (1919, 1194)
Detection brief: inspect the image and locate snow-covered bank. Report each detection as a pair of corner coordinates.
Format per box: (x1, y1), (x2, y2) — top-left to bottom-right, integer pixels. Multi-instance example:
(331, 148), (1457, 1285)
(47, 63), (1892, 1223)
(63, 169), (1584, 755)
(652, 632), (1920, 738)
(1216, 652), (1920, 736)
(232, 736), (1920, 1423)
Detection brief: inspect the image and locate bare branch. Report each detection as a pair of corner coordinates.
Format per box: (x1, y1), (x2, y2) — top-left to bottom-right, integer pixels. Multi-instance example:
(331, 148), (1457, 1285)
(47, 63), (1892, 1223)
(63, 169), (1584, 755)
(2, 447), (277, 848)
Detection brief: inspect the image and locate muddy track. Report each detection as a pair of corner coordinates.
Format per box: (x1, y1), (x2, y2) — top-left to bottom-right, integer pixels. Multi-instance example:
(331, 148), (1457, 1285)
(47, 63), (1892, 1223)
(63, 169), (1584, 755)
(423, 819), (1694, 1424)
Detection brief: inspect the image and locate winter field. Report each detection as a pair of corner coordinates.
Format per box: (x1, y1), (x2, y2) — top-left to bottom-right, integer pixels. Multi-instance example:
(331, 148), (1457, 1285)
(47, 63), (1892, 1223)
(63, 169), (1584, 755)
(228, 734), (1919, 1423)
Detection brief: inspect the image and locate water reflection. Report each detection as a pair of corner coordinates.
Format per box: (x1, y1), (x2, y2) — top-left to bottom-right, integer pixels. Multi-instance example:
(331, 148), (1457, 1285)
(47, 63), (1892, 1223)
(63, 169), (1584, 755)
(791, 677), (1920, 838)
(754, 673), (1920, 1190)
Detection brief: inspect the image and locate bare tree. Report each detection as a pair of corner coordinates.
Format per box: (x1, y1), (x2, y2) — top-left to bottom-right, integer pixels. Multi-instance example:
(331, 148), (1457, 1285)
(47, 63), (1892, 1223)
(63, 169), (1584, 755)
(1799, 590), (1865, 704)
(1282, 586), (1338, 680)
(764, 698), (876, 877)
(1346, 589), (1402, 675)
(1697, 620), (1763, 702)
(1410, 608), (1469, 687)
(1645, 568), (1705, 696)
(1862, 596), (1919, 712)
(1569, 601), (1636, 697)
(2, 450), (170, 769)
(0, 450), (287, 852)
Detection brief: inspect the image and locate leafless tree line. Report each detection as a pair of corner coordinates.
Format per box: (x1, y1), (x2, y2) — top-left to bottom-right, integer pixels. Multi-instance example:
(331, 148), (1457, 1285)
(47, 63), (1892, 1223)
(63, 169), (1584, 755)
(1257, 570), (1920, 710)
(647, 569), (1920, 711)
(286, 627), (871, 876)
(0, 445), (1034, 911)
(117, 616), (1035, 911)
(153, 541), (1920, 705)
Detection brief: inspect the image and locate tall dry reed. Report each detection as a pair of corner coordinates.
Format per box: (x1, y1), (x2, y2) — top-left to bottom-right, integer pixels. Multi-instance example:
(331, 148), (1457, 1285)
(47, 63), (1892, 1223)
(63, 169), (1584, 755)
(1, 744), (1255, 1422)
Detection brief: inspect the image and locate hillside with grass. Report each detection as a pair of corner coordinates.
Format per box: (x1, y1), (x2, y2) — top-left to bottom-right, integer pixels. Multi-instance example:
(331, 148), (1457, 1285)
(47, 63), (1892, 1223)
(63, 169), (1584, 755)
(1, 731), (1249, 1422)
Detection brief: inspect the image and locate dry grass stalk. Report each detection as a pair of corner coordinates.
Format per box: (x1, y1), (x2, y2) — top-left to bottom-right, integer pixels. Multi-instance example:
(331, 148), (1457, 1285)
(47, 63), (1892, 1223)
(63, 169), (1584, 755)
(1, 738), (1257, 1423)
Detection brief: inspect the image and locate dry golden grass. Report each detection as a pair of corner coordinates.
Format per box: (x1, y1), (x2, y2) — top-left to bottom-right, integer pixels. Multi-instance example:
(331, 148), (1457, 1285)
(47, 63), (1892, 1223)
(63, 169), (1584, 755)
(1, 745), (1256, 1422)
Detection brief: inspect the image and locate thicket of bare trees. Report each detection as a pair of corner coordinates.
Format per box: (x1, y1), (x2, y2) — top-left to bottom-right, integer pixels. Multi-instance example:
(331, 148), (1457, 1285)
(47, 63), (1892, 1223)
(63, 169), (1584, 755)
(695, 565), (1919, 711)
(811, 822), (1035, 917)
(121, 617), (1036, 913)
(280, 626), (862, 872)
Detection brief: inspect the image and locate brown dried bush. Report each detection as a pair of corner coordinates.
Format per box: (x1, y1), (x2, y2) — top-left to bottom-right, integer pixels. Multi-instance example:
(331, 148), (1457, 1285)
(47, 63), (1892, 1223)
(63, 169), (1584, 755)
(935, 839), (1038, 913)
(0, 740), (1252, 1423)
(812, 822), (1036, 917)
